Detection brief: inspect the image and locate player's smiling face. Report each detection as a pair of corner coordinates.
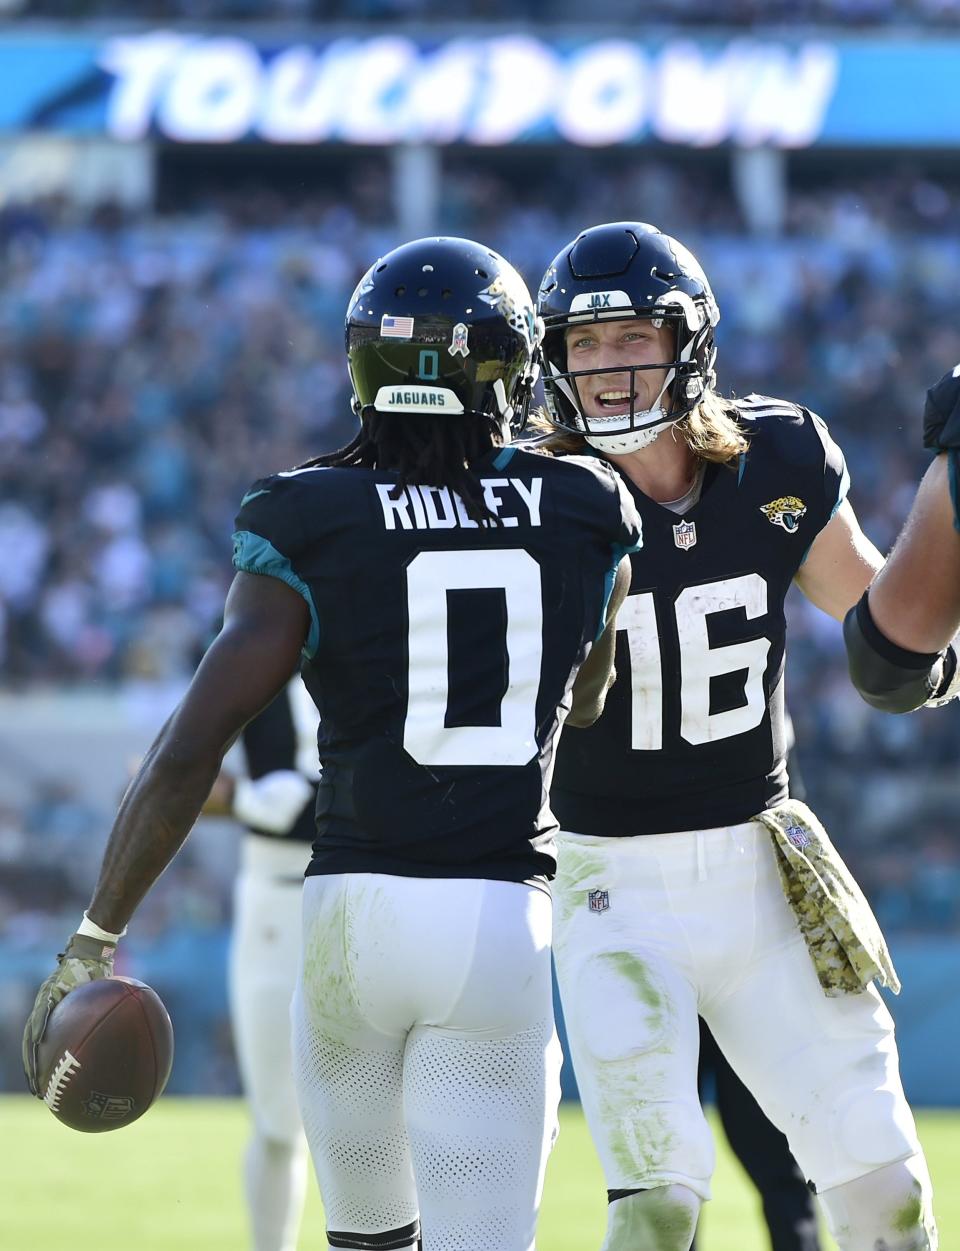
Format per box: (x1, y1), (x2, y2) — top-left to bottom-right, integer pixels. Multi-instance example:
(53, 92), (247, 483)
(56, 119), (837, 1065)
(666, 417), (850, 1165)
(564, 317), (675, 420)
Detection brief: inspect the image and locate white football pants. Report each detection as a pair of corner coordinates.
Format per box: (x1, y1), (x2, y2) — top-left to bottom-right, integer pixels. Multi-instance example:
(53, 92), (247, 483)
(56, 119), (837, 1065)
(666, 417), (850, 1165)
(553, 822), (931, 1216)
(291, 873), (561, 1251)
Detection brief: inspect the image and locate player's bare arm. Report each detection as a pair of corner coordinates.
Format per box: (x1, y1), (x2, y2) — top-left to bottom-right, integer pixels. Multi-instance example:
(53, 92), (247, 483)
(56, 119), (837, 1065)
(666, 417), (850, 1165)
(867, 454), (960, 652)
(88, 572), (308, 934)
(843, 366), (960, 713)
(200, 769), (237, 816)
(792, 498), (884, 622)
(568, 555), (632, 727)
(844, 458), (960, 712)
(22, 572), (307, 1093)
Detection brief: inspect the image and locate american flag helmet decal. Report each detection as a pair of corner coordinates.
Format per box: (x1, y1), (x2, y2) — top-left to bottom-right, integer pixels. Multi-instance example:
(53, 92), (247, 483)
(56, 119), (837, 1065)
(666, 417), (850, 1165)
(380, 314), (415, 338)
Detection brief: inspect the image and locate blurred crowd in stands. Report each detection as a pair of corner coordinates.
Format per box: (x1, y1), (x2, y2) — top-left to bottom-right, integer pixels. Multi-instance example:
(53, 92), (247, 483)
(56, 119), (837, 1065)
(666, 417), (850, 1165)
(9, 0), (960, 25)
(4, 152), (960, 1091)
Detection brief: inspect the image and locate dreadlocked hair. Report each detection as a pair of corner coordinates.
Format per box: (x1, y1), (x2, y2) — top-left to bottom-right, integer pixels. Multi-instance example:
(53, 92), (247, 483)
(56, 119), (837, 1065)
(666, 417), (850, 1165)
(525, 390), (749, 465)
(299, 410), (507, 524)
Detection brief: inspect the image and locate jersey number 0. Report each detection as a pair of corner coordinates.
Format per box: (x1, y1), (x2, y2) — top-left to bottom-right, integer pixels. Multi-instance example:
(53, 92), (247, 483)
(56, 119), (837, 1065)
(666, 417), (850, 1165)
(403, 549), (543, 767)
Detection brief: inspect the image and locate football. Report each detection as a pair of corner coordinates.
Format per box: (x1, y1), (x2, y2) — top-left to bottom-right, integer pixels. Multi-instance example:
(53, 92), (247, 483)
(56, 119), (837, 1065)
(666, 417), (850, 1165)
(36, 976), (174, 1133)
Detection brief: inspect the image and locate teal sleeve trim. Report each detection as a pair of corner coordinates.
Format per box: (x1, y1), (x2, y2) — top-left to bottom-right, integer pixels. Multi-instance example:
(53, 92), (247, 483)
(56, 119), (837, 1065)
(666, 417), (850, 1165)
(800, 450), (851, 566)
(829, 460), (851, 521)
(492, 446), (518, 470)
(949, 450), (960, 534)
(595, 542), (639, 642)
(239, 486), (271, 507)
(232, 530), (321, 659)
(737, 452), (747, 485)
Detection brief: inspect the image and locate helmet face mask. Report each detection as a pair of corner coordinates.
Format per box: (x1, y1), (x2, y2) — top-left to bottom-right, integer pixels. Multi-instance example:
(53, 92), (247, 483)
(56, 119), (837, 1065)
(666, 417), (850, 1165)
(346, 237), (541, 437)
(537, 223), (719, 453)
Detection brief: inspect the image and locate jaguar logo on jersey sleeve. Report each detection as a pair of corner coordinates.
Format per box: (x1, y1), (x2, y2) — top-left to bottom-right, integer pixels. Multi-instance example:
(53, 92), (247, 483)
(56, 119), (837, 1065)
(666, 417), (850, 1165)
(760, 496), (807, 533)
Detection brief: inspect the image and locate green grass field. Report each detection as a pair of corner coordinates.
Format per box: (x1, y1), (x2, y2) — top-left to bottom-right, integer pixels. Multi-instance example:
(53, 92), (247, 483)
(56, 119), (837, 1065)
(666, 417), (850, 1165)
(2, 1096), (955, 1250)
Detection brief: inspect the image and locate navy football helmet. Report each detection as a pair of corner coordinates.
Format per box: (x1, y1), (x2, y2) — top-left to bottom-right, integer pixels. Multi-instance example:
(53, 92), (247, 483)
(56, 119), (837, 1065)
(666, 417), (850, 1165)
(346, 237), (541, 434)
(537, 222), (719, 453)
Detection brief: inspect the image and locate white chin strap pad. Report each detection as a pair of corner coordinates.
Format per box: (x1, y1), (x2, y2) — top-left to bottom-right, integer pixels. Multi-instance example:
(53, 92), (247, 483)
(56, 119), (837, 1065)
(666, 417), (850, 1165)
(584, 407), (677, 454)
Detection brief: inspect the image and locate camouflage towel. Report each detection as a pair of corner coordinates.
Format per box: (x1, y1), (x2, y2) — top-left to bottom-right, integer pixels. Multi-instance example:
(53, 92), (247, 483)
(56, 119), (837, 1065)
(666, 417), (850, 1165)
(754, 799), (900, 997)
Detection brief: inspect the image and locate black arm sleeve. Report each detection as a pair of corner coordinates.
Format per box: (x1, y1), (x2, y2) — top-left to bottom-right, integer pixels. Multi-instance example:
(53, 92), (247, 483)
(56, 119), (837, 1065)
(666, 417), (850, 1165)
(843, 591), (943, 713)
(923, 366), (960, 451)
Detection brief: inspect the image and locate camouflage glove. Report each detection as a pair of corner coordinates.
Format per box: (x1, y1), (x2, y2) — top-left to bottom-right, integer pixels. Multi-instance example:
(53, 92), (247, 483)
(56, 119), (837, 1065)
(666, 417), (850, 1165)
(922, 364), (960, 450)
(22, 933), (116, 1096)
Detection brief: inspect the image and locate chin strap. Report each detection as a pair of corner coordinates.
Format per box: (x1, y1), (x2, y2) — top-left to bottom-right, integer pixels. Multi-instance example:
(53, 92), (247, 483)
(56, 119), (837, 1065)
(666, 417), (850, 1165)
(556, 355), (684, 453)
(585, 413), (676, 454)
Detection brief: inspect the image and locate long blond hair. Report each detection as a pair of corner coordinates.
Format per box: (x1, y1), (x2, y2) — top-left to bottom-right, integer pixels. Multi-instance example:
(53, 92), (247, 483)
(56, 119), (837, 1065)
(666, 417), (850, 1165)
(525, 389), (748, 465)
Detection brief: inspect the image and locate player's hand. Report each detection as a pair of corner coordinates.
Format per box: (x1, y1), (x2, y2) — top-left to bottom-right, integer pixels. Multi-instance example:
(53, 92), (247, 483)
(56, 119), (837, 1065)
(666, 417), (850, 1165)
(926, 644), (960, 708)
(232, 769), (313, 834)
(923, 364), (960, 450)
(22, 933), (117, 1096)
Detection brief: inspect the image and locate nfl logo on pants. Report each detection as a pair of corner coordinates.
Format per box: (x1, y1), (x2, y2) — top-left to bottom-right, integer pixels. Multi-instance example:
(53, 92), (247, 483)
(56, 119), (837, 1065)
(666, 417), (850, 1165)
(588, 889), (610, 913)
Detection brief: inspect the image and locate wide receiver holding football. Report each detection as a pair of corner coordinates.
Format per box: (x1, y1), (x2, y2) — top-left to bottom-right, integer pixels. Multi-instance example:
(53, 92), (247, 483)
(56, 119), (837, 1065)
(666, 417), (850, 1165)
(532, 222), (942, 1251)
(23, 236), (642, 1251)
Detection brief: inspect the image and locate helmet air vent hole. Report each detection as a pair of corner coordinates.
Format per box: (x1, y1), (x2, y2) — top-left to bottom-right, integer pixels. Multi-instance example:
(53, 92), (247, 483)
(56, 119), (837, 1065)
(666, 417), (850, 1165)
(475, 268), (488, 278)
(418, 287), (428, 296)
(441, 288), (452, 299)
(376, 263), (387, 272)
(395, 285), (406, 296)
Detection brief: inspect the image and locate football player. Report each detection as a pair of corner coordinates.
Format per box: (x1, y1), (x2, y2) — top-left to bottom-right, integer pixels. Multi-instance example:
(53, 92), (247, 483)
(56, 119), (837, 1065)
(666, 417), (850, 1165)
(844, 367), (960, 711)
(533, 222), (938, 1251)
(201, 678), (320, 1251)
(23, 236), (643, 1251)
(692, 719), (821, 1251)
(694, 1019), (820, 1251)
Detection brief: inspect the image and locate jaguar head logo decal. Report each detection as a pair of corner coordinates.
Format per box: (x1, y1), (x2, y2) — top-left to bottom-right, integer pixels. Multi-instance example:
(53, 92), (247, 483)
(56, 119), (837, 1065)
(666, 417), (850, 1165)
(760, 496), (807, 533)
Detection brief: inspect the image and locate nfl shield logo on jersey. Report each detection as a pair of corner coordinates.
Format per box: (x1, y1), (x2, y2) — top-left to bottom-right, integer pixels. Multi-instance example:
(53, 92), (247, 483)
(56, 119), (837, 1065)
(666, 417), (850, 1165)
(673, 520), (697, 550)
(587, 889), (610, 914)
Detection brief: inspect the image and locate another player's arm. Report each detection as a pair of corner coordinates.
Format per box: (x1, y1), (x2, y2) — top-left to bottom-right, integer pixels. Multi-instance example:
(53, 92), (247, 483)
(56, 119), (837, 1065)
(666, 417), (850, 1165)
(87, 572), (308, 933)
(792, 498), (884, 622)
(200, 766), (314, 834)
(844, 455), (960, 712)
(568, 555), (632, 728)
(200, 771), (237, 816)
(205, 682), (316, 832)
(865, 455), (960, 651)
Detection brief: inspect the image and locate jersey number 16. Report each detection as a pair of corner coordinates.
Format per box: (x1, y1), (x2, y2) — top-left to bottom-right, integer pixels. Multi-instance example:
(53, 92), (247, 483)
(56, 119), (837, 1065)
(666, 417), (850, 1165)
(619, 573), (771, 749)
